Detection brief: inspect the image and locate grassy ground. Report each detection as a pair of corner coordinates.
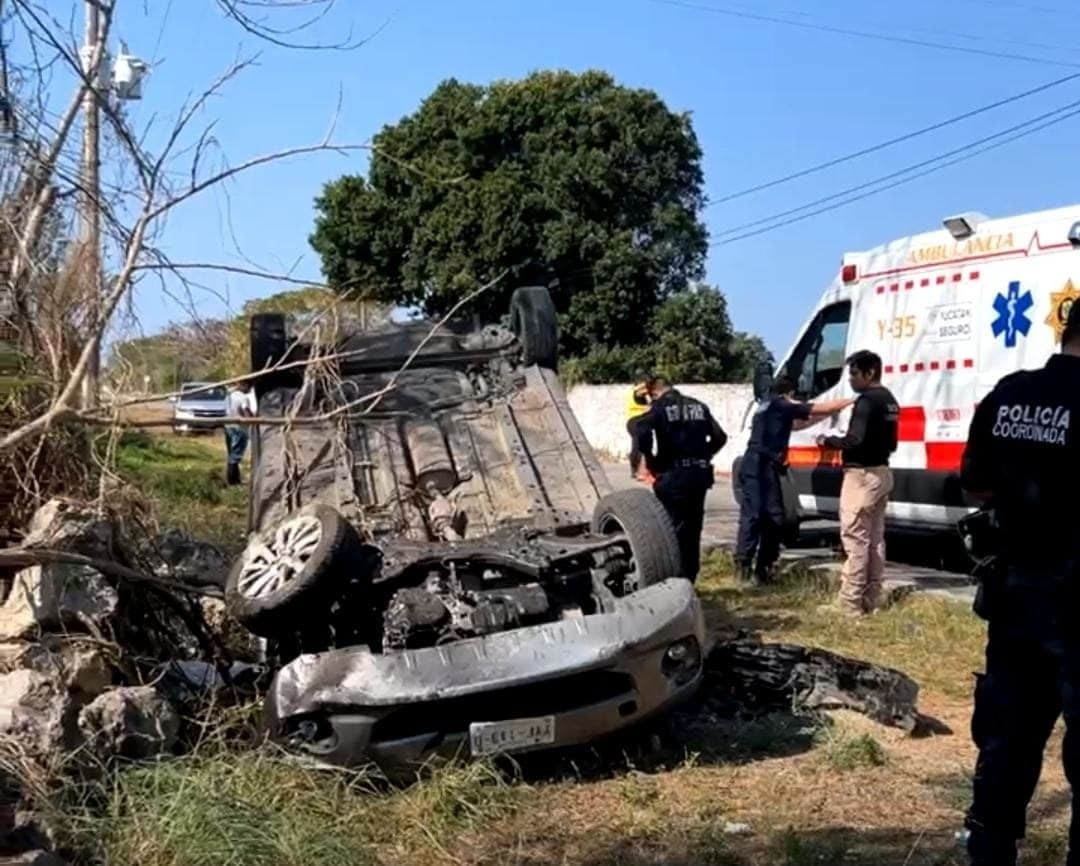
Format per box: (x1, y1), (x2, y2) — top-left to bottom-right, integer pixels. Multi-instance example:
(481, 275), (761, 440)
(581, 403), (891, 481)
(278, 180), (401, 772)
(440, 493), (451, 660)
(45, 556), (1073, 866)
(114, 428), (250, 552)
(88, 433), (1071, 865)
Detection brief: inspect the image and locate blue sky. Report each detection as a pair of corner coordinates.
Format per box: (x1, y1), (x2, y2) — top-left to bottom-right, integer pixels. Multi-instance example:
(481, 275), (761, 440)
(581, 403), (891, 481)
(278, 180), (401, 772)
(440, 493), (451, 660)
(101, 0), (1080, 356)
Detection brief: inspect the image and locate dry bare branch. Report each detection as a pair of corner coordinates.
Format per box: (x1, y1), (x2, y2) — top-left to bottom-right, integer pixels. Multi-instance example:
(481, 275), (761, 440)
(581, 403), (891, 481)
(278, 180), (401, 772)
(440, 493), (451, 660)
(0, 546), (220, 596)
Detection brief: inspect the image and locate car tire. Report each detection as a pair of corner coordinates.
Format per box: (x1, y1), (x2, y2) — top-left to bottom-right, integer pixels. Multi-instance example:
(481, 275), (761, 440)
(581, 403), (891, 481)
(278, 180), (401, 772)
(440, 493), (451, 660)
(509, 285), (558, 369)
(591, 489), (683, 592)
(225, 504), (361, 637)
(250, 313), (301, 396)
(251, 313), (287, 372)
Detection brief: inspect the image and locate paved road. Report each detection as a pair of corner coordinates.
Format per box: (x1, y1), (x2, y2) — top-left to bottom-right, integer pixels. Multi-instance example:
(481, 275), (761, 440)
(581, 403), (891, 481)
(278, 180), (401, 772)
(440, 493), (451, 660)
(601, 464), (976, 605)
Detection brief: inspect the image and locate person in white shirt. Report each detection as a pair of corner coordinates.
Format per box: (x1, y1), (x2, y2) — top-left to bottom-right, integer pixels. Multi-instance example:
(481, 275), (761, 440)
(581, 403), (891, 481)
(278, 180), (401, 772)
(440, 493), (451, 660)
(224, 381), (256, 486)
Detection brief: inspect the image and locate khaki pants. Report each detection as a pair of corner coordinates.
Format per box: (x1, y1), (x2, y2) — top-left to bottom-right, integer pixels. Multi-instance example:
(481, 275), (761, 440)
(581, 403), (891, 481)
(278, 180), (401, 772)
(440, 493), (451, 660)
(838, 466), (894, 613)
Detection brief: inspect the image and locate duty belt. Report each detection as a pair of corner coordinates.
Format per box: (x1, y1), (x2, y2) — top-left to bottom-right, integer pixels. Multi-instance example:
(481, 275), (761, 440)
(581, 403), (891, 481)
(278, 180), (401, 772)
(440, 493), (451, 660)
(674, 458), (711, 469)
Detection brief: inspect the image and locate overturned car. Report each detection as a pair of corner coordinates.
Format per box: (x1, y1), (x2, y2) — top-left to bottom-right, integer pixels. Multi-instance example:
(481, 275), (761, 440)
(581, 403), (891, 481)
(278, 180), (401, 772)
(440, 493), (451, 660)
(224, 286), (705, 775)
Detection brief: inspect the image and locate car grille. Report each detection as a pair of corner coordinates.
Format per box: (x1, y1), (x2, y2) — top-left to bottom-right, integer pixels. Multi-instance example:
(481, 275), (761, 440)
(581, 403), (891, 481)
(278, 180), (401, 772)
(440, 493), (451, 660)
(191, 410), (225, 418)
(369, 670), (635, 742)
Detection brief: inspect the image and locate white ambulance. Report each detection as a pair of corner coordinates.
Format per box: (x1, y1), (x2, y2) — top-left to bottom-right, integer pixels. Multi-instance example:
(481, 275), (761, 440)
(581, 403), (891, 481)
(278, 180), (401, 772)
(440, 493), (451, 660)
(732, 204), (1080, 536)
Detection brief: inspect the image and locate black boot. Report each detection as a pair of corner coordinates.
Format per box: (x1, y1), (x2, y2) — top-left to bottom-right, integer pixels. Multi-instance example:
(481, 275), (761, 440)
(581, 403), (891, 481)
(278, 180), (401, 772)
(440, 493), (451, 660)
(966, 824), (1017, 866)
(735, 562), (755, 586)
(226, 462), (241, 486)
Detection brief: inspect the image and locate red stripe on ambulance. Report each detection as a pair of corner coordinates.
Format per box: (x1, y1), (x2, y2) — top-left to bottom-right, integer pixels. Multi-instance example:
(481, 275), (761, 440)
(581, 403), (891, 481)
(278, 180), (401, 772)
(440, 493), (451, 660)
(897, 407), (925, 442)
(925, 442), (965, 472)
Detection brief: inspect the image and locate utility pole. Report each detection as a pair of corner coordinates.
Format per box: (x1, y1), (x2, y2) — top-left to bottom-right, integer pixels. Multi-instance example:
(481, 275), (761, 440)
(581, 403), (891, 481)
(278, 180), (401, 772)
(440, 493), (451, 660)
(79, 0), (102, 410)
(0, 0), (14, 137)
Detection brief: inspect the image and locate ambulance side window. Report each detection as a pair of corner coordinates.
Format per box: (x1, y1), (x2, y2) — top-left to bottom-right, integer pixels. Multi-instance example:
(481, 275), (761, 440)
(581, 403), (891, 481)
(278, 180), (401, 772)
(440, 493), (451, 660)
(783, 302), (852, 399)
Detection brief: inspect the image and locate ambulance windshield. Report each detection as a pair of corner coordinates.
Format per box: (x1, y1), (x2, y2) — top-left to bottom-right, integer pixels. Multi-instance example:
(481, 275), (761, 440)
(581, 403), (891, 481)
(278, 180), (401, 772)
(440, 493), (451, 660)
(782, 301), (852, 399)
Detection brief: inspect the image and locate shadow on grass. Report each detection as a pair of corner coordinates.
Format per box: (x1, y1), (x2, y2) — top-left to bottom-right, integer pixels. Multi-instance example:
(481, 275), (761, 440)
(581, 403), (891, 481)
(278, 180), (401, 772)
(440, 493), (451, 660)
(503, 825), (977, 866)
(506, 705), (826, 785)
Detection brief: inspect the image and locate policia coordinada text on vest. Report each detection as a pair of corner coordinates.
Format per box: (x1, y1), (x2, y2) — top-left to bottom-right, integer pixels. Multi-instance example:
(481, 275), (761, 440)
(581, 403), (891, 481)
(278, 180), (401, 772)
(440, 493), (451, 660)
(960, 300), (1080, 866)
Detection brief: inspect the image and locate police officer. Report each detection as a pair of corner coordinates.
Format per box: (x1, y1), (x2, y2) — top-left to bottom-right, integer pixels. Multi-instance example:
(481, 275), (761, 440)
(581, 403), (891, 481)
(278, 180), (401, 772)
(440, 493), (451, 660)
(632, 376), (727, 582)
(734, 377), (852, 585)
(960, 302), (1080, 866)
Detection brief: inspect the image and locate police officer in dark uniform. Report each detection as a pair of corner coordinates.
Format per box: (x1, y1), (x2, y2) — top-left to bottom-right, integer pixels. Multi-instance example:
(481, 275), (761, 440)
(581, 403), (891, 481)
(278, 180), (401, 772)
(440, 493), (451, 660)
(734, 377), (852, 584)
(632, 376), (727, 582)
(960, 302), (1080, 866)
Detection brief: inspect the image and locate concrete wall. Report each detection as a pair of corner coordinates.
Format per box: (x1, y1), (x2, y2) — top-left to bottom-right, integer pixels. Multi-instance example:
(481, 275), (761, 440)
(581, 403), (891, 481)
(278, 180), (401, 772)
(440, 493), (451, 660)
(567, 383), (753, 473)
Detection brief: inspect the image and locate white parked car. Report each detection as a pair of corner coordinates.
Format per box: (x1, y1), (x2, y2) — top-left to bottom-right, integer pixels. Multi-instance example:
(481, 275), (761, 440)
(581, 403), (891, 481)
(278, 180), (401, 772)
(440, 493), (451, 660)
(171, 382), (228, 433)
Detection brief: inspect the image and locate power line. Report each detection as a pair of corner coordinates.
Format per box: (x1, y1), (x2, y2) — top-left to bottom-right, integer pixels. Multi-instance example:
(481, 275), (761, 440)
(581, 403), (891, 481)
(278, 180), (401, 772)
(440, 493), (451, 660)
(710, 95), (1080, 243)
(652, 0), (1080, 70)
(706, 70), (1080, 207)
(710, 103), (1080, 247)
(937, 0), (1075, 16)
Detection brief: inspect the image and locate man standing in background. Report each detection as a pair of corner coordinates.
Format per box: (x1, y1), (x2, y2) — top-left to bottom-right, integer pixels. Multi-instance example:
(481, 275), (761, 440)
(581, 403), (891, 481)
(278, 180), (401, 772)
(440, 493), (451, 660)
(816, 350), (899, 615)
(224, 380), (257, 486)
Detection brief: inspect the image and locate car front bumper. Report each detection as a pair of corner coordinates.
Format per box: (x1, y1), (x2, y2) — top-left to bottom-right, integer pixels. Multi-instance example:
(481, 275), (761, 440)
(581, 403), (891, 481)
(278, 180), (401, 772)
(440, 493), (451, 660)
(173, 415), (225, 430)
(265, 578), (706, 774)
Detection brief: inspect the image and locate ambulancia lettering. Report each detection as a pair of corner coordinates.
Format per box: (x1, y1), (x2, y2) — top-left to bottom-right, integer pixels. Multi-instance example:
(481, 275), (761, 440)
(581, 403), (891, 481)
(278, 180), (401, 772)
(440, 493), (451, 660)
(908, 232), (1015, 266)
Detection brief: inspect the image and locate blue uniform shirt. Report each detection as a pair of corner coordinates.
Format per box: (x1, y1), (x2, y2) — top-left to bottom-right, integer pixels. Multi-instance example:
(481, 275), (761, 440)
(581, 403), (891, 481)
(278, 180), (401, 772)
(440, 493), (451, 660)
(747, 396), (812, 464)
(632, 389), (727, 475)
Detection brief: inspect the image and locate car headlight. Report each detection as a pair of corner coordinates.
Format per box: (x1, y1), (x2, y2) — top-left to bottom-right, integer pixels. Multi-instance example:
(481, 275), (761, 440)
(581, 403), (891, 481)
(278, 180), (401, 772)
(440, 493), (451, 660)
(661, 636), (703, 685)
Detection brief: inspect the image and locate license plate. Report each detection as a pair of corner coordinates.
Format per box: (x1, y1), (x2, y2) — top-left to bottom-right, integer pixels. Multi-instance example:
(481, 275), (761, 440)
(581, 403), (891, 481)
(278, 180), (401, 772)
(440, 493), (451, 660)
(468, 716), (555, 757)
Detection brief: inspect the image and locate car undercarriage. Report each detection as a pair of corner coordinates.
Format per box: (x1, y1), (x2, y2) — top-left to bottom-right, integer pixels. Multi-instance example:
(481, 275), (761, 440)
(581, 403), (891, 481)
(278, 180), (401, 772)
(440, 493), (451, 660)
(223, 285), (705, 774)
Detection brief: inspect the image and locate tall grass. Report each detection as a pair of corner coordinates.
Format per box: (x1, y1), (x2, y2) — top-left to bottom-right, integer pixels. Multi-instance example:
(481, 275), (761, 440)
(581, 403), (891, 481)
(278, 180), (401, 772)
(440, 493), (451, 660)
(30, 737), (519, 866)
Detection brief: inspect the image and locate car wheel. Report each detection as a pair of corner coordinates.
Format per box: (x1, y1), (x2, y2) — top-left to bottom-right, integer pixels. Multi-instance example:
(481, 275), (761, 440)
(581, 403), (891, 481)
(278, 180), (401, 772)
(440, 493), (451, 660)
(591, 489), (682, 593)
(509, 285), (558, 369)
(225, 504), (360, 637)
(250, 313), (302, 396)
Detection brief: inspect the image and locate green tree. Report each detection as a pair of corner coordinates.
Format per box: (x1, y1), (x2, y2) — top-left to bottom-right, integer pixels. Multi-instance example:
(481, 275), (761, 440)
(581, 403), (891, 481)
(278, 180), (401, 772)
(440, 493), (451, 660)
(561, 285), (773, 385)
(649, 286), (773, 383)
(309, 70), (707, 356)
(109, 319), (230, 392)
(723, 331), (773, 383)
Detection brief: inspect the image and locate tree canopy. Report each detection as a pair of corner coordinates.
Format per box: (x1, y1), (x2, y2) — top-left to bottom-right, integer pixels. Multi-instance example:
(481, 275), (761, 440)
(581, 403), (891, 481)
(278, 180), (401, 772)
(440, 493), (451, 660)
(561, 284), (772, 386)
(310, 69), (708, 357)
(310, 69), (771, 383)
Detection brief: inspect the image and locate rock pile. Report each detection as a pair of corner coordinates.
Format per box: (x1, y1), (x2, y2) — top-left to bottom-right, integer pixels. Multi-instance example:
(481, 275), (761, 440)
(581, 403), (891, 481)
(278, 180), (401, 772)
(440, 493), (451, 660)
(0, 499), (252, 865)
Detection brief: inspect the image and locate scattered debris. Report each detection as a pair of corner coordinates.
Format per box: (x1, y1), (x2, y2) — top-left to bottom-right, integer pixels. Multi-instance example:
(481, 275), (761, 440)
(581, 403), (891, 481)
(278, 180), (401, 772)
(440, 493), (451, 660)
(152, 529), (229, 589)
(78, 686), (180, 762)
(154, 660), (266, 707)
(0, 498), (241, 863)
(704, 638), (921, 732)
(20, 501), (113, 562)
(723, 822), (753, 836)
